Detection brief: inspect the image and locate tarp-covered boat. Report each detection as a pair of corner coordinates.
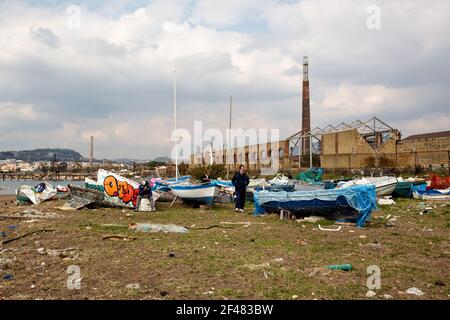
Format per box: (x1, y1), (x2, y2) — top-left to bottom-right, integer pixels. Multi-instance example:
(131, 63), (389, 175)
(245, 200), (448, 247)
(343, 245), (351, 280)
(253, 185), (377, 227)
(170, 183), (220, 206)
(413, 188), (450, 200)
(295, 168), (324, 183)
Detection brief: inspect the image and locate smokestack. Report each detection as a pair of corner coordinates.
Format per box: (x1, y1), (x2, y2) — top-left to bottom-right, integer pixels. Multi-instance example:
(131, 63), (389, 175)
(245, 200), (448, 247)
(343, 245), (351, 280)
(90, 136), (94, 168)
(302, 56), (310, 155)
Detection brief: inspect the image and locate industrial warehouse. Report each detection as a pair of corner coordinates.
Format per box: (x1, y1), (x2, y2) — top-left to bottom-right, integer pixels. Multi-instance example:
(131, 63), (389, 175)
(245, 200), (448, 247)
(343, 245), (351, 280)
(191, 57), (450, 173)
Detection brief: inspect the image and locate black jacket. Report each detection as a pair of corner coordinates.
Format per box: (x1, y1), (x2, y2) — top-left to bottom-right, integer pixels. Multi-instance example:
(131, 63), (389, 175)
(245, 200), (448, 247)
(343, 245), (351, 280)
(232, 172), (250, 190)
(138, 182), (152, 197)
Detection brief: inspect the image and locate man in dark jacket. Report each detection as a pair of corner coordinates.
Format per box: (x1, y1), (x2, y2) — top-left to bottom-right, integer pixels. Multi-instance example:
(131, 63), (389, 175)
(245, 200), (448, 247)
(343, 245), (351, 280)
(232, 165), (250, 212)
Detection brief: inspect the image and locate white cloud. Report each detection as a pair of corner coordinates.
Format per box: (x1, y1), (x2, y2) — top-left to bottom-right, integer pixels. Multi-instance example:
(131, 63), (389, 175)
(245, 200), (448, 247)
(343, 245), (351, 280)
(0, 0), (448, 158)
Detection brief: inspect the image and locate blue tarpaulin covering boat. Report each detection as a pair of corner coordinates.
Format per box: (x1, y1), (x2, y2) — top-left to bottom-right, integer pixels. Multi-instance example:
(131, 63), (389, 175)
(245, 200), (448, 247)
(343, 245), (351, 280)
(253, 185), (377, 227)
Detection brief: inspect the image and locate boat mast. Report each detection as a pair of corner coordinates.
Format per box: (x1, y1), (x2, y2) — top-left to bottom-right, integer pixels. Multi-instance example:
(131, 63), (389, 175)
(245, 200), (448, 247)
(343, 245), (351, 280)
(173, 70), (178, 181)
(226, 95), (232, 180)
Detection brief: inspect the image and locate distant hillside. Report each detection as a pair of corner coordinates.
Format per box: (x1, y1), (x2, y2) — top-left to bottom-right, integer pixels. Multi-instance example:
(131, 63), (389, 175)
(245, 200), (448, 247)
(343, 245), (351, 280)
(153, 156), (173, 164)
(0, 148), (84, 162)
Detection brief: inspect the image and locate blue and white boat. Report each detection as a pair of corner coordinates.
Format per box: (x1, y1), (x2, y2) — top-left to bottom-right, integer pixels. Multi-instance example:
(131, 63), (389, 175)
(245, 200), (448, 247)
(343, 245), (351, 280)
(170, 183), (220, 206)
(253, 185), (377, 227)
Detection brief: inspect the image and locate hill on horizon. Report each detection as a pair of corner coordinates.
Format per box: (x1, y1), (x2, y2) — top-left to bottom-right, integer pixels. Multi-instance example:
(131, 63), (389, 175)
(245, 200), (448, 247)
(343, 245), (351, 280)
(0, 148), (84, 162)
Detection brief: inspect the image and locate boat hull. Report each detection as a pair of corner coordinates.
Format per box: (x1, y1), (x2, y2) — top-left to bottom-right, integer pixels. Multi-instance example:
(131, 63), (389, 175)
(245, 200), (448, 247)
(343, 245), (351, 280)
(171, 184), (220, 206)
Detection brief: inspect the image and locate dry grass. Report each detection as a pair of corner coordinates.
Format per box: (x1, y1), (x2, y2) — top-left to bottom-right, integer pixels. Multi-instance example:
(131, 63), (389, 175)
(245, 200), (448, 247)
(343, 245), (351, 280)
(0, 198), (449, 300)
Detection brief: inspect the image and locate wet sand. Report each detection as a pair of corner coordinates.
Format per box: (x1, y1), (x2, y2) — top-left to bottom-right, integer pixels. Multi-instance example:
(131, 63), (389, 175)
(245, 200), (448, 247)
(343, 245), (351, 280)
(0, 194), (16, 208)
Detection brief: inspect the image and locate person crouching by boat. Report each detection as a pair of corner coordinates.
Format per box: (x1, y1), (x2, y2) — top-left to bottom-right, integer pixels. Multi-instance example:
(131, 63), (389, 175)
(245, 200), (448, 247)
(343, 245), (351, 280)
(232, 165), (250, 212)
(135, 180), (155, 212)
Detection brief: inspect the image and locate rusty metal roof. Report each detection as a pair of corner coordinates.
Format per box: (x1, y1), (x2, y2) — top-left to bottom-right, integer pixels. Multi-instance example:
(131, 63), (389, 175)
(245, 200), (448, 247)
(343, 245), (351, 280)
(402, 130), (450, 141)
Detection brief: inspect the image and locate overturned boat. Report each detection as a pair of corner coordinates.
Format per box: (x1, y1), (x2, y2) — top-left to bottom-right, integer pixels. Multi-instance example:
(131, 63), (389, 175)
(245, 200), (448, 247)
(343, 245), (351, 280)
(17, 182), (59, 205)
(170, 183), (220, 206)
(254, 185), (377, 227)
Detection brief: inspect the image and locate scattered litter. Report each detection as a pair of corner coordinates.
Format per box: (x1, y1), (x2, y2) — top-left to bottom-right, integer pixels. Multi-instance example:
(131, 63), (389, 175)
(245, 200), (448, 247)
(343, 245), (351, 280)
(318, 225), (341, 232)
(383, 294), (392, 299)
(102, 235), (136, 242)
(0, 258), (13, 270)
(126, 283), (140, 289)
(366, 290), (377, 298)
(377, 196), (395, 205)
(273, 258), (284, 263)
(1, 229), (55, 245)
(129, 223), (189, 234)
(18, 209), (59, 219)
(203, 291), (214, 295)
(359, 235), (367, 239)
(292, 295), (299, 299)
(190, 225), (233, 230)
(309, 267), (331, 277)
(37, 247), (78, 259)
(370, 242), (382, 249)
(297, 216), (322, 223)
(434, 280), (445, 286)
(169, 253), (175, 258)
(220, 222), (266, 226)
(3, 274), (13, 281)
(243, 262), (271, 271)
(406, 287), (425, 296)
(327, 264), (352, 271)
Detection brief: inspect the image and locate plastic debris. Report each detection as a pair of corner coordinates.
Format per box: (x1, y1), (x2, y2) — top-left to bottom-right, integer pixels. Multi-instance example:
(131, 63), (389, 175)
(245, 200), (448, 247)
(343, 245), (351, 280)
(366, 290), (377, 297)
(3, 274), (13, 281)
(318, 225), (341, 232)
(327, 264), (352, 271)
(377, 196), (396, 205)
(129, 223), (189, 234)
(37, 247), (78, 259)
(406, 287), (425, 296)
(19, 209), (59, 219)
(126, 283), (140, 289)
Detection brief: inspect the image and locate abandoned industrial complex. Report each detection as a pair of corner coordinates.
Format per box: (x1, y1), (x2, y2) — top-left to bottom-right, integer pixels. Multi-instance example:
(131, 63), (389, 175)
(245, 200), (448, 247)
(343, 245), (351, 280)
(190, 57), (450, 172)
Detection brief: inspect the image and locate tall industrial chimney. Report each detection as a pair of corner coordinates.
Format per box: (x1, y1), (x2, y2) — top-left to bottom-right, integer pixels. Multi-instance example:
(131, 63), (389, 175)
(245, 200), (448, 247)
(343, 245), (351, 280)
(302, 56), (311, 155)
(90, 136), (94, 168)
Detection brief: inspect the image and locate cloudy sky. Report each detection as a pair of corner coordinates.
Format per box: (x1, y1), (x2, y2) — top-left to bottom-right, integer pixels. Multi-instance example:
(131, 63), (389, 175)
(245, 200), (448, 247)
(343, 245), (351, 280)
(0, 0), (449, 160)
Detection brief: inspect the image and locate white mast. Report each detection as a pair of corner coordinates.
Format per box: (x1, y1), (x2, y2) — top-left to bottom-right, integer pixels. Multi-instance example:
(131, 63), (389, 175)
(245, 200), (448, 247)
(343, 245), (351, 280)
(173, 70), (178, 181)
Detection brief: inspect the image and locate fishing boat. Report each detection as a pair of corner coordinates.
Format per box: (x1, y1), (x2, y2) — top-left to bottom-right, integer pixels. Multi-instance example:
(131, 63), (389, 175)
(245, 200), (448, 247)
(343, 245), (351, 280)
(338, 177), (398, 196)
(253, 185), (377, 227)
(392, 178), (426, 198)
(170, 183), (220, 206)
(412, 188), (450, 200)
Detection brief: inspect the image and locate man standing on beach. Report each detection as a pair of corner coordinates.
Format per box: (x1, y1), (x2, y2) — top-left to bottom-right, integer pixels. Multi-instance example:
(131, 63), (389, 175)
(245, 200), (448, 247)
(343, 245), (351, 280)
(232, 165), (250, 212)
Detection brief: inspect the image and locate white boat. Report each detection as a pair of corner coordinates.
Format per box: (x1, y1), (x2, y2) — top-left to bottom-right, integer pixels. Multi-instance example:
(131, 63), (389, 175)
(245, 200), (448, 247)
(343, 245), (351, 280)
(413, 188), (450, 200)
(170, 183), (220, 206)
(339, 177), (398, 196)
